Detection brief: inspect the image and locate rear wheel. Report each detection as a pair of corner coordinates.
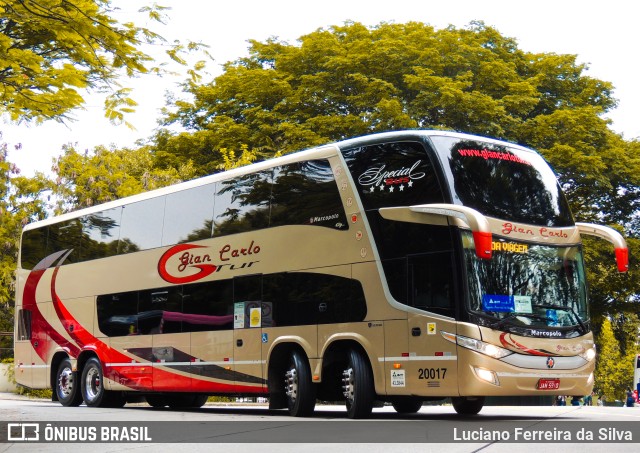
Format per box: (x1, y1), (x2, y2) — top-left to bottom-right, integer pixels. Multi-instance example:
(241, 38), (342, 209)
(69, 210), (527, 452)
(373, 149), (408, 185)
(81, 357), (125, 408)
(55, 358), (83, 407)
(452, 396), (485, 415)
(342, 348), (374, 419)
(284, 349), (316, 417)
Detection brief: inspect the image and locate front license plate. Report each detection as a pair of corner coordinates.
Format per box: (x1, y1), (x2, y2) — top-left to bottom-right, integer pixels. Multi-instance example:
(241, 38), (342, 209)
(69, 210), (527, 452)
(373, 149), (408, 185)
(537, 378), (560, 390)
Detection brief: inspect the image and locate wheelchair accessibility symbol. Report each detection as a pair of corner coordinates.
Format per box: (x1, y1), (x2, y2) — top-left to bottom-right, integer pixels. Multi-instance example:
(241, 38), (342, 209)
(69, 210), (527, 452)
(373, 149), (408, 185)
(261, 333), (268, 343)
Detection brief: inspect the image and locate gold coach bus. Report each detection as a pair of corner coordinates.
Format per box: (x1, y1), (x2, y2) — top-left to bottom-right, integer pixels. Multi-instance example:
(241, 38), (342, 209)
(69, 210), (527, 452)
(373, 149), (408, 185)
(14, 130), (628, 418)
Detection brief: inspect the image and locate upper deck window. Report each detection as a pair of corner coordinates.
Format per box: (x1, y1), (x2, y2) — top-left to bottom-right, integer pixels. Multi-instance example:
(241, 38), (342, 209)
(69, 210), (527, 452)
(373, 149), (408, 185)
(342, 141), (443, 210)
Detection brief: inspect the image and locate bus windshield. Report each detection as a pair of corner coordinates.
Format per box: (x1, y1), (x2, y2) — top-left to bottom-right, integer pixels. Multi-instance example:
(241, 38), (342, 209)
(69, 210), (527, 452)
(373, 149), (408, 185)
(462, 231), (589, 337)
(429, 135), (574, 227)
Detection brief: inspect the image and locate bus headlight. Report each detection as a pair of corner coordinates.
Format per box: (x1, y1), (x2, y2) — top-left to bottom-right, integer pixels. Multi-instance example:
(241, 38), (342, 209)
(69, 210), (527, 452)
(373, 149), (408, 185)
(442, 331), (513, 359)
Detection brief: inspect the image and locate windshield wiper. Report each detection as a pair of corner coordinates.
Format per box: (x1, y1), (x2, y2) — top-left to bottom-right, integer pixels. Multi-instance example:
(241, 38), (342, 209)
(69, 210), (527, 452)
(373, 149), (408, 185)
(489, 312), (553, 330)
(532, 304), (588, 334)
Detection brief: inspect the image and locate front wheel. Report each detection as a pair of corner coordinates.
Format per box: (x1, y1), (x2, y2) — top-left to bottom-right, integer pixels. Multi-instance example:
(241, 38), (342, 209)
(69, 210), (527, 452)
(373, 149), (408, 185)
(166, 393), (209, 409)
(452, 396), (485, 415)
(55, 358), (83, 407)
(342, 348), (374, 419)
(284, 349), (316, 417)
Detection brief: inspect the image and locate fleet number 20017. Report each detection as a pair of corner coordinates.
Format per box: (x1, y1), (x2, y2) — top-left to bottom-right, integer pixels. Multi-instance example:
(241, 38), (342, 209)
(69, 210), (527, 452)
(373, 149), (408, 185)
(418, 368), (447, 380)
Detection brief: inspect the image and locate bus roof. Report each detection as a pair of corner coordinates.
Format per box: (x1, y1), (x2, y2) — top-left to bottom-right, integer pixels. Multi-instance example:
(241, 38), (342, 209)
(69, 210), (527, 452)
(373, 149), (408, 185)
(24, 129), (534, 232)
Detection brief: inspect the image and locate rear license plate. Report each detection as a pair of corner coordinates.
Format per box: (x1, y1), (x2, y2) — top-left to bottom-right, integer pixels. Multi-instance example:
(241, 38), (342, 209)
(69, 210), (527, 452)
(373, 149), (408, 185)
(537, 378), (560, 390)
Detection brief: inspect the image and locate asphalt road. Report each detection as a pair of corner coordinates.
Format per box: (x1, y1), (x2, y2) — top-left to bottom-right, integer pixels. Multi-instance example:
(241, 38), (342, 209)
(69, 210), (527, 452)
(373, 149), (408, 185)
(1, 393), (639, 452)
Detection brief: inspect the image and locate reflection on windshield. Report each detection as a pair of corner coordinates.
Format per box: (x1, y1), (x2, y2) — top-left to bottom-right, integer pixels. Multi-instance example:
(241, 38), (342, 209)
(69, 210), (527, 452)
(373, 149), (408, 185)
(462, 232), (588, 332)
(430, 136), (574, 227)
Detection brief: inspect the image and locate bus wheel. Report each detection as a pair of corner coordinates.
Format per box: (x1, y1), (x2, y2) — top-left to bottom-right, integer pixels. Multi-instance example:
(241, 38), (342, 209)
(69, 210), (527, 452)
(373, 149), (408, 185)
(342, 348), (374, 419)
(192, 394), (209, 408)
(146, 395), (167, 408)
(392, 398), (423, 414)
(55, 358), (83, 407)
(284, 349), (316, 417)
(166, 393), (208, 409)
(80, 357), (126, 408)
(452, 396), (485, 415)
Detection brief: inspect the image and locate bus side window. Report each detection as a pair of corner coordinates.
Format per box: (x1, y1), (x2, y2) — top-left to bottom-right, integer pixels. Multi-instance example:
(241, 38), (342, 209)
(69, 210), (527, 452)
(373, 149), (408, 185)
(97, 291), (139, 337)
(213, 171), (272, 237)
(409, 252), (455, 316)
(162, 184), (215, 245)
(118, 198), (165, 254)
(17, 309), (32, 340)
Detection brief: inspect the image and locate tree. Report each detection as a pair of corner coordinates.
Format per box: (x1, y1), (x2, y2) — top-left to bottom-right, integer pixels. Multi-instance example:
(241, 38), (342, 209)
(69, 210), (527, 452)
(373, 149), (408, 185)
(594, 317), (638, 403)
(0, 0), (207, 125)
(51, 144), (197, 211)
(156, 21), (617, 175)
(0, 0), (208, 354)
(0, 135), (50, 358)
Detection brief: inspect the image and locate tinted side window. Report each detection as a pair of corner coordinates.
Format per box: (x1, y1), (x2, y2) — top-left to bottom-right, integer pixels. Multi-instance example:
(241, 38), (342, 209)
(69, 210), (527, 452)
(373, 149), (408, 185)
(96, 272), (367, 336)
(21, 228), (48, 270)
(118, 198), (165, 254)
(213, 171), (272, 237)
(97, 291), (139, 337)
(48, 219), (83, 264)
(263, 272), (366, 326)
(17, 309), (32, 340)
(163, 184), (215, 245)
(81, 208), (122, 261)
(182, 280), (234, 331)
(270, 160), (347, 230)
(138, 287), (183, 334)
(342, 141), (444, 210)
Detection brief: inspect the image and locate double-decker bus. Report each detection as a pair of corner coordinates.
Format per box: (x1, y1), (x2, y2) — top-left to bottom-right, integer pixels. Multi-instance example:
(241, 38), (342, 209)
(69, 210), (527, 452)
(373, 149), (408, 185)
(14, 130), (628, 418)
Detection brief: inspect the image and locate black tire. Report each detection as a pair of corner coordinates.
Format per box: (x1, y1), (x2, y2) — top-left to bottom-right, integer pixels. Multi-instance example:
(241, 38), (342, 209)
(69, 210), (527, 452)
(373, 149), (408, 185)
(146, 395), (168, 408)
(192, 394), (209, 408)
(392, 398), (423, 414)
(284, 349), (316, 417)
(80, 357), (125, 408)
(166, 393), (209, 409)
(55, 358), (83, 407)
(342, 348), (374, 419)
(452, 396), (485, 415)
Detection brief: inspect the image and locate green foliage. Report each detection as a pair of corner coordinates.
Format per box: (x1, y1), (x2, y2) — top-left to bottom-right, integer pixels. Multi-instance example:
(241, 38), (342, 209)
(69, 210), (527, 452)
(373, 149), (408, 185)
(0, 0), (208, 125)
(0, 136), (50, 351)
(157, 21), (616, 174)
(594, 317), (639, 402)
(51, 144), (198, 211)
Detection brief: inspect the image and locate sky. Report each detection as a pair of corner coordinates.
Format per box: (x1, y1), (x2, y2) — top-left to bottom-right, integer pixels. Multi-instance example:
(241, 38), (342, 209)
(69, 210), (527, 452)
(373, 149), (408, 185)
(3, 0), (640, 177)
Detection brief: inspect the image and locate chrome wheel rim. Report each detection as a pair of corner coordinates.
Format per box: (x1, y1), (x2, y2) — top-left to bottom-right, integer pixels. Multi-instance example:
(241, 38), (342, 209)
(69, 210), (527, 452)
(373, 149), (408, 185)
(84, 366), (101, 402)
(285, 367), (298, 403)
(57, 366), (74, 398)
